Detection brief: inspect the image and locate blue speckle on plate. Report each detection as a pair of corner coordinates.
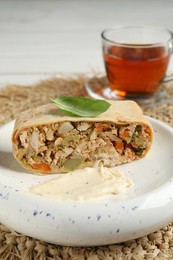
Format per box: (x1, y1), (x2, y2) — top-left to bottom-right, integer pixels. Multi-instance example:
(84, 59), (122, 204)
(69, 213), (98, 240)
(97, 215), (101, 221)
(33, 210), (38, 216)
(132, 206), (138, 210)
(1, 192), (10, 200)
(69, 218), (75, 224)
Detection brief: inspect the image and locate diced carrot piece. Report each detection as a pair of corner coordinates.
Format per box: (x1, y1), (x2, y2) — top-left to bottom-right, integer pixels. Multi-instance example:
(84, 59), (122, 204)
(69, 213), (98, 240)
(32, 163), (51, 172)
(115, 141), (124, 154)
(144, 127), (151, 135)
(119, 129), (129, 139)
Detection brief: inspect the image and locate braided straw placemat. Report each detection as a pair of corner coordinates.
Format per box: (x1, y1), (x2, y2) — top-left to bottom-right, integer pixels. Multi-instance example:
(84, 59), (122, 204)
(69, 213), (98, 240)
(0, 75), (173, 260)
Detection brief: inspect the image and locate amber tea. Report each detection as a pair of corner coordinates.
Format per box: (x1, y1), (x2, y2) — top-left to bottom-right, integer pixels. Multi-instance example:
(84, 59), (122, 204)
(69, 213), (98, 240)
(104, 44), (170, 97)
(102, 26), (173, 98)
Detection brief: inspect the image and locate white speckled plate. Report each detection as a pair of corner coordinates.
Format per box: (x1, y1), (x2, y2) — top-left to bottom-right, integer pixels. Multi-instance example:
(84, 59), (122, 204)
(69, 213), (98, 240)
(0, 117), (173, 246)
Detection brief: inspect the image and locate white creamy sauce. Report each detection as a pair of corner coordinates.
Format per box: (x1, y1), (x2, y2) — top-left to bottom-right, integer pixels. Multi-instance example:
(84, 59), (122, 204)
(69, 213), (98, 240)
(30, 166), (133, 201)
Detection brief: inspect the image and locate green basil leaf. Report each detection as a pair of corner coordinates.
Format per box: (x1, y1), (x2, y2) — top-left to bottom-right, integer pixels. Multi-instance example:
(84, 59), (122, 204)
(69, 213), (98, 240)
(51, 96), (111, 117)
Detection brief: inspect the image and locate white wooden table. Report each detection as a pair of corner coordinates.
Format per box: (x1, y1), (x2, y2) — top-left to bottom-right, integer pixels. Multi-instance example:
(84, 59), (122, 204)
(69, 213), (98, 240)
(0, 0), (173, 86)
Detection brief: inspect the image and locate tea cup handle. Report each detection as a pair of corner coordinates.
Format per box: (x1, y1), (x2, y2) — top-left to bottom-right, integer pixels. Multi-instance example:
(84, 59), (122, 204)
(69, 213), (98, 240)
(162, 39), (173, 83)
(162, 75), (173, 83)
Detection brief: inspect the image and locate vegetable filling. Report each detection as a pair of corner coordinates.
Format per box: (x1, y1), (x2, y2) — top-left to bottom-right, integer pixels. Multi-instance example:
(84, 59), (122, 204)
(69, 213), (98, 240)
(16, 121), (152, 173)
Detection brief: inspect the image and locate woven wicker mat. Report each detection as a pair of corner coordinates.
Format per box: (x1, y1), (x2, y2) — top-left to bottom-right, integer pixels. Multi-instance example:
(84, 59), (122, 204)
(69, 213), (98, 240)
(0, 75), (173, 260)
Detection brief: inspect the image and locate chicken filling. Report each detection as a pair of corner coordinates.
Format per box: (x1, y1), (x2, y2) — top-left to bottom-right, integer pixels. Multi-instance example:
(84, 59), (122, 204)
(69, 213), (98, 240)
(16, 121), (151, 173)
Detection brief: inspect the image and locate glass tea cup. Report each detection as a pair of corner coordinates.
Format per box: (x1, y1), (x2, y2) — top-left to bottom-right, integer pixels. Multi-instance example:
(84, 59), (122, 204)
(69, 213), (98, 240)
(86, 25), (173, 102)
